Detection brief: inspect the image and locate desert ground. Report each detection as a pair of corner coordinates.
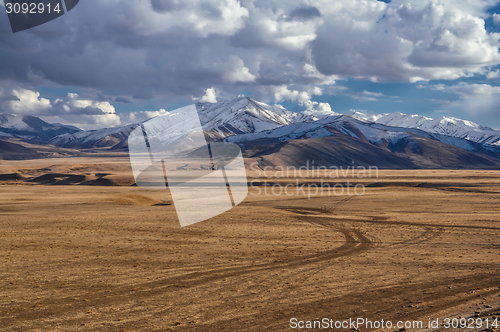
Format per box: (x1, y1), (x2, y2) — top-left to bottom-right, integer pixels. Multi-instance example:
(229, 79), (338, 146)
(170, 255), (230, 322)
(1, 155), (500, 331)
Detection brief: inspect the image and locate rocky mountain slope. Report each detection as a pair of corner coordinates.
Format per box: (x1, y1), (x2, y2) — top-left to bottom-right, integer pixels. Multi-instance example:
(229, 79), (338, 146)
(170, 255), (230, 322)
(228, 115), (500, 169)
(352, 111), (500, 146)
(2, 98), (500, 169)
(49, 97), (319, 148)
(0, 114), (80, 141)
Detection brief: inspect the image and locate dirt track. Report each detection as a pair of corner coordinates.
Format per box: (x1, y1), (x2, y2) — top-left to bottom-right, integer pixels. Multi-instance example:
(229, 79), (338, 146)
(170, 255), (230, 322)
(1, 169), (500, 331)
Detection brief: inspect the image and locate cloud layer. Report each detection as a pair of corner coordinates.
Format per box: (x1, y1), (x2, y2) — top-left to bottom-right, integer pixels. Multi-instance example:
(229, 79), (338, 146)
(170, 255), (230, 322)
(1, 0), (500, 126)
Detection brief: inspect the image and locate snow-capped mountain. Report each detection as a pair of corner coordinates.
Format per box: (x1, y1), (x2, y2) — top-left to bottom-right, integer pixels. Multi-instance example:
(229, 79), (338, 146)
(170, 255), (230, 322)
(0, 114), (80, 141)
(49, 124), (138, 149)
(350, 111), (385, 123)
(226, 114), (481, 153)
(352, 111), (500, 146)
(197, 97), (318, 137)
(44, 98), (500, 159)
(228, 114), (500, 169)
(50, 97), (319, 148)
(3, 97), (500, 168)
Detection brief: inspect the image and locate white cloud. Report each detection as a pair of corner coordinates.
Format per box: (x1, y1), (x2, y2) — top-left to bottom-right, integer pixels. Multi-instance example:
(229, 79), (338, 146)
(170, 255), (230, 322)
(313, 0), (500, 82)
(339, 90), (386, 102)
(493, 13), (500, 25)
(65, 93), (117, 115)
(3, 0), (500, 124)
(121, 108), (170, 123)
(221, 56), (256, 83)
(3, 88), (120, 129)
(271, 84), (334, 117)
(236, 2), (323, 51)
(10, 89), (51, 113)
(125, 0), (249, 37)
(273, 86), (311, 104)
(362, 90), (384, 97)
(431, 82), (500, 96)
(427, 82), (500, 118)
(310, 86), (323, 96)
(272, 85), (324, 104)
(200, 87), (218, 103)
(486, 70), (500, 79)
(145, 108), (170, 118)
(302, 64), (338, 85)
(302, 101), (335, 117)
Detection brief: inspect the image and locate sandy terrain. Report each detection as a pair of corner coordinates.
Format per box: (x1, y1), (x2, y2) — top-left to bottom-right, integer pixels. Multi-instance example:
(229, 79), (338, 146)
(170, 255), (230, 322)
(1, 157), (500, 331)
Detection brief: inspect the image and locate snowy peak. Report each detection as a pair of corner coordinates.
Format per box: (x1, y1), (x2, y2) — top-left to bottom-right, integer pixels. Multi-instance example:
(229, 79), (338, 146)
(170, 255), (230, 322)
(18, 97), (500, 155)
(49, 124), (137, 149)
(353, 111), (491, 133)
(48, 97), (319, 148)
(424, 115), (492, 134)
(350, 110), (385, 123)
(352, 111), (500, 146)
(376, 112), (434, 129)
(0, 114), (80, 140)
(0, 114), (32, 131)
(196, 97), (318, 136)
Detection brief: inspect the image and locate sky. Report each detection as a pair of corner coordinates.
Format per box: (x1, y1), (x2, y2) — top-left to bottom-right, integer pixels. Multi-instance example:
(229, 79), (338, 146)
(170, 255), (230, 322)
(2, 0), (500, 129)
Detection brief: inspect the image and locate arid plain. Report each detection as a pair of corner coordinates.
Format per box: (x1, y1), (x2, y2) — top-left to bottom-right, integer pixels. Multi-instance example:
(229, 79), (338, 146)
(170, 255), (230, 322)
(1, 155), (500, 331)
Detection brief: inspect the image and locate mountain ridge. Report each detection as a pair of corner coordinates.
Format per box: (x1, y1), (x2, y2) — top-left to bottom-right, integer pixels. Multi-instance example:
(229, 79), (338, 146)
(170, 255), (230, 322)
(0, 114), (80, 141)
(352, 111), (500, 146)
(2, 98), (500, 169)
(49, 97), (319, 148)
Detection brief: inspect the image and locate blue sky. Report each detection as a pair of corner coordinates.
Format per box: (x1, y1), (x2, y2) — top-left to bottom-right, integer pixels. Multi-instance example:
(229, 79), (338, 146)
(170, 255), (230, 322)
(3, 0), (500, 129)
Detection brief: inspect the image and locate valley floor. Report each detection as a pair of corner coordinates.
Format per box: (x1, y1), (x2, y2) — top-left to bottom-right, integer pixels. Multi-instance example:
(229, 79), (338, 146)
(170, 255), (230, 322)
(0, 164), (500, 331)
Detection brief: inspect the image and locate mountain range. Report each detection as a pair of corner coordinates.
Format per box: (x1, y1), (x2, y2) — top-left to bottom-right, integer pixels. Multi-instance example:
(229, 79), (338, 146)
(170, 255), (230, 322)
(1, 97), (500, 169)
(351, 111), (500, 146)
(0, 114), (80, 141)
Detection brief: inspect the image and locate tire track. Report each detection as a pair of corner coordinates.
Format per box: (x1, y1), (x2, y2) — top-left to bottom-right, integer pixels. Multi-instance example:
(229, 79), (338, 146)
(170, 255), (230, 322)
(279, 211), (500, 232)
(201, 272), (500, 332)
(0, 223), (372, 327)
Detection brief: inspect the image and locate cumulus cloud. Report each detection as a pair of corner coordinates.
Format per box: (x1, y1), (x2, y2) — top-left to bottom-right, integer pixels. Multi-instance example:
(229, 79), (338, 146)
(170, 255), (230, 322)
(229, 2), (322, 51)
(122, 108), (170, 123)
(221, 56), (256, 83)
(1, 88), (121, 129)
(313, 1), (500, 82)
(5, 0), (499, 90)
(272, 85), (317, 104)
(426, 82), (500, 124)
(493, 13), (500, 25)
(301, 101), (335, 117)
(122, 0), (249, 37)
(10, 89), (51, 113)
(271, 84), (335, 117)
(2, 0), (500, 126)
(199, 87), (218, 103)
(0, 87), (182, 128)
(486, 70), (500, 79)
